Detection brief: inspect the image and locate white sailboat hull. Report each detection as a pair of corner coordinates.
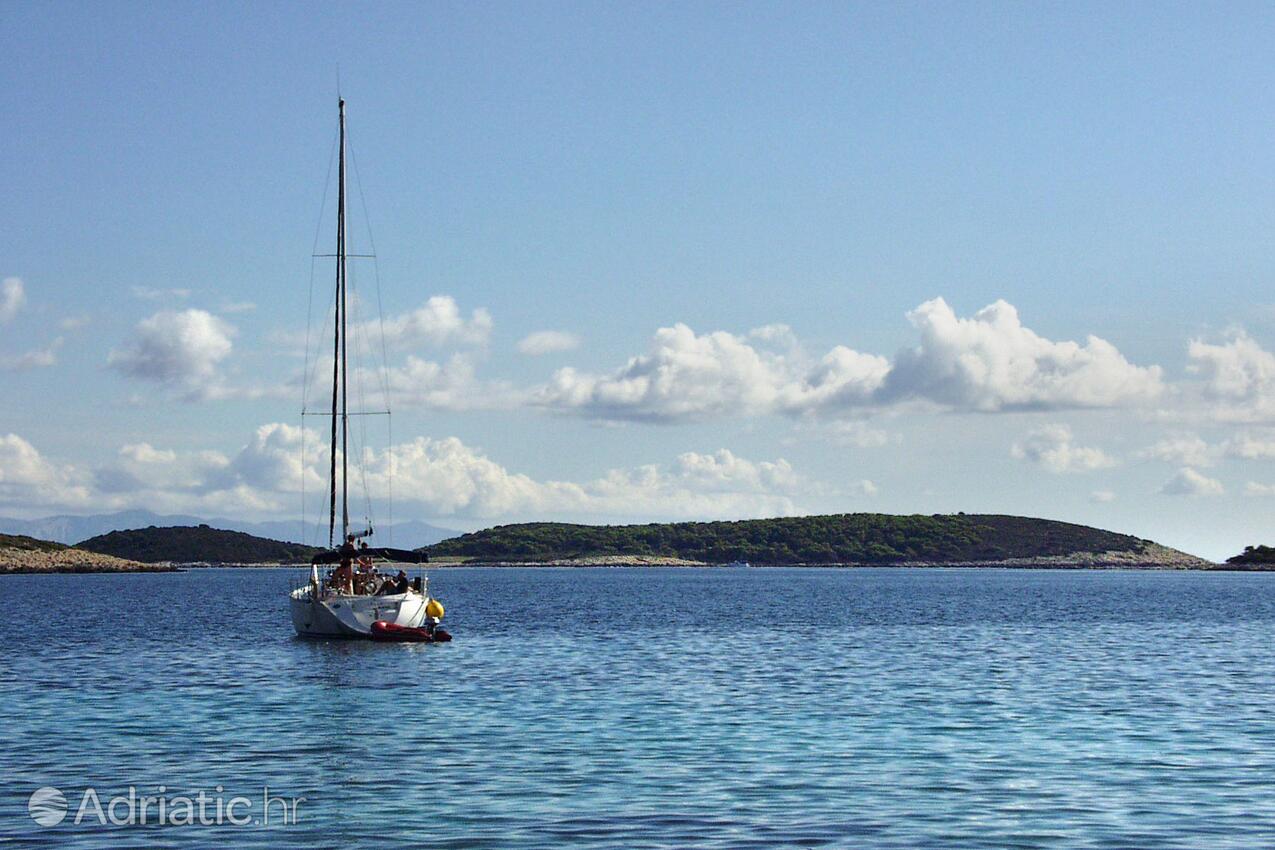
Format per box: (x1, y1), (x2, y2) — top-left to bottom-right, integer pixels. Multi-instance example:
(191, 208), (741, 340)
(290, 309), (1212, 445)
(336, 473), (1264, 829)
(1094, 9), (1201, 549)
(289, 586), (429, 638)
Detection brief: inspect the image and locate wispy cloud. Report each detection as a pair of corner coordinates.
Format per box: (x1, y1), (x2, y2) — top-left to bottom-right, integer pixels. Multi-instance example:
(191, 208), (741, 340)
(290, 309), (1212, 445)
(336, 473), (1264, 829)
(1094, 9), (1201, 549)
(786, 419), (898, 449)
(1138, 434), (1216, 467)
(131, 286), (192, 301)
(518, 330), (580, 355)
(1, 278), (26, 323)
(0, 337), (62, 371)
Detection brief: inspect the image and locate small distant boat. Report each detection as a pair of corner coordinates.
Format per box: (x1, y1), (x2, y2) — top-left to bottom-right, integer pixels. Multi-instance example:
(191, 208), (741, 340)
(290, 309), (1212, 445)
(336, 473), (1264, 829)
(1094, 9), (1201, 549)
(723, 560), (751, 568)
(287, 98), (447, 641)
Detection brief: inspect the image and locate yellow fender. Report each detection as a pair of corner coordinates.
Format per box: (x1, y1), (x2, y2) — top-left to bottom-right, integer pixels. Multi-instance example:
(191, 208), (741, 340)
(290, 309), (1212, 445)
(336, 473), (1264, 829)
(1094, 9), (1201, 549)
(425, 598), (444, 620)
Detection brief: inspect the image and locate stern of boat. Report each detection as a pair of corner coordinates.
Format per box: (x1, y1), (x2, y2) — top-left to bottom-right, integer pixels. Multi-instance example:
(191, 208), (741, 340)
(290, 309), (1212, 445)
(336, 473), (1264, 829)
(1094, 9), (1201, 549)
(290, 585), (429, 638)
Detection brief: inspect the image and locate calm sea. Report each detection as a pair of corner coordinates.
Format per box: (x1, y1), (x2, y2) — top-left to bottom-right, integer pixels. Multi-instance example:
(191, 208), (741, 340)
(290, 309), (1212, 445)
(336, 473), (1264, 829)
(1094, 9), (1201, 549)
(2, 567), (1273, 848)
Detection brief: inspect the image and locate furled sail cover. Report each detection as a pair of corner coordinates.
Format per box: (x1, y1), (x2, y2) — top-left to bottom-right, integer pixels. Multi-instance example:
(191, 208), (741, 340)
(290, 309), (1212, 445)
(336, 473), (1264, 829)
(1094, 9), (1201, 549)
(311, 547), (429, 565)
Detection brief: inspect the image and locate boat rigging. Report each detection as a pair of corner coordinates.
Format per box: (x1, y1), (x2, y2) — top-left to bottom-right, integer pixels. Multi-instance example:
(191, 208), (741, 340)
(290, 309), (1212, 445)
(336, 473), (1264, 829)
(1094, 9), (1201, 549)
(288, 98), (449, 642)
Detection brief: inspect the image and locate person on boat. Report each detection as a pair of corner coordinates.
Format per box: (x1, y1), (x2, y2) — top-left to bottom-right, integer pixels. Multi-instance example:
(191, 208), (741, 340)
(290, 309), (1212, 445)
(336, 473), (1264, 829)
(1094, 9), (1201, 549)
(329, 560), (354, 594)
(379, 569), (409, 595)
(351, 541), (375, 594)
(374, 573), (394, 595)
(327, 535), (358, 594)
(356, 560), (384, 595)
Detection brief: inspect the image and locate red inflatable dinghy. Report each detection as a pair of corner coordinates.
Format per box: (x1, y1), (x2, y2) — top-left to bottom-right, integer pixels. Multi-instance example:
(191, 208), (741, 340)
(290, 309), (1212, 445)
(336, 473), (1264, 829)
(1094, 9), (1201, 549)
(370, 620), (451, 642)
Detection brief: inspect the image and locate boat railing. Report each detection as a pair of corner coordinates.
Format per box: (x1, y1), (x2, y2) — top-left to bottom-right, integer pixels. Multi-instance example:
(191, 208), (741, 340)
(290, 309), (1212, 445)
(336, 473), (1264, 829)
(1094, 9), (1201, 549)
(290, 565), (428, 599)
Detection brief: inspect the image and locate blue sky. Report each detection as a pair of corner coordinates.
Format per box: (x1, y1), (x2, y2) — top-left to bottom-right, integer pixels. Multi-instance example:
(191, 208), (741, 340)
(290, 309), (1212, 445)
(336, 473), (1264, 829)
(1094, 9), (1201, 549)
(6, 2), (1275, 559)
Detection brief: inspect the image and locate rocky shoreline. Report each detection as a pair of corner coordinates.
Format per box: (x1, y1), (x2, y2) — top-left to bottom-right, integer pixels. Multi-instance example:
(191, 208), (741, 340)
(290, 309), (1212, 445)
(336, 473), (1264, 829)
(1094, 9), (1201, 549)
(428, 561), (1233, 569)
(421, 546), (1227, 569)
(884, 543), (1218, 570)
(0, 546), (177, 574)
(8, 547), (1256, 572)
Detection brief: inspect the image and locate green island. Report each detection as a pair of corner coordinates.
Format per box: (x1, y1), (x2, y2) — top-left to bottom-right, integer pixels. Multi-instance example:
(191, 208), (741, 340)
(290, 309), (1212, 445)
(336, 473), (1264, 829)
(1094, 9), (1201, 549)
(3, 514), (1262, 572)
(1224, 545), (1275, 569)
(75, 525), (322, 565)
(425, 513), (1214, 568)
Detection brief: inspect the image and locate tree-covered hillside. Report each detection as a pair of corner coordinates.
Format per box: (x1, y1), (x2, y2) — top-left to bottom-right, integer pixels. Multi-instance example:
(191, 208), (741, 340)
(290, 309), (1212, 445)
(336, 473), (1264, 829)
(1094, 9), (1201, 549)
(1225, 545), (1275, 567)
(424, 514), (1152, 564)
(0, 533), (68, 553)
(76, 525), (323, 564)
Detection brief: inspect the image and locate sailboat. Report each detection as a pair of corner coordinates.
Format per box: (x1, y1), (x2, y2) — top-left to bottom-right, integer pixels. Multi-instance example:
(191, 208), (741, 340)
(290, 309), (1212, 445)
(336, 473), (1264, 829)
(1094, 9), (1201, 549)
(288, 99), (446, 640)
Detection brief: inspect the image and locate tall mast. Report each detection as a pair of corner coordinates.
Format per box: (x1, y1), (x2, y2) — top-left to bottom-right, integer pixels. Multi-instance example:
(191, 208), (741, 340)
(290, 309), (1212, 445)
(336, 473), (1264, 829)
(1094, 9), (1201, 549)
(328, 98), (344, 545)
(339, 98), (350, 542)
(327, 98), (350, 548)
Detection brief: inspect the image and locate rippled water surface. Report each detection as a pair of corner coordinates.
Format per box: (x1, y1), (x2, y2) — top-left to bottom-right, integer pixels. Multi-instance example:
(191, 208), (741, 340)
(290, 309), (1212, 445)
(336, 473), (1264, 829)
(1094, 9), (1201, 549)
(3, 567), (1274, 848)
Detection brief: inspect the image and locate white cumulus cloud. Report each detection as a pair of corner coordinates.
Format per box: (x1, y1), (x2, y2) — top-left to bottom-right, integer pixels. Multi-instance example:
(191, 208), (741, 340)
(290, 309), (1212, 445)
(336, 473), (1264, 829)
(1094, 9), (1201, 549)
(215, 423), (322, 494)
(1160, 467), (1225, 497)
(533, 299), (1160, 423)
(668, 449), (797, 494)
(0, 433), (92, 508)
(363, 440), (803, 520)
(1189, 332), (1275, 399)
(96, 441), (225, 496)
(1224, 431), (1275, 459)
(1186, 332), (1275, 421)
(1138, 430), (1275, 465)
(0, 427), (806, 525)
(1010, 424), (1117, 473)
(783, 345), (893, 413)
(518, 330), (581, 355)
(749, 324), (799, 347)
(370, 354), (520, 411)
(119, 443), (178, 464)
(108, 309), (235, 399)
(884, 298), (1164, 411)
(372, 296), (492, 350)
(1139, 434), (1217, 467)
(534, 322), (888, 423)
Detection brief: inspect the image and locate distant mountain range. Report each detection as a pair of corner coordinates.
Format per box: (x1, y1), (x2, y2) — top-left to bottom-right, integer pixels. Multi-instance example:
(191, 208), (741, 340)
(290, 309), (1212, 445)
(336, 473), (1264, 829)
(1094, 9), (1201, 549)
(0, 510), (458, 550)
